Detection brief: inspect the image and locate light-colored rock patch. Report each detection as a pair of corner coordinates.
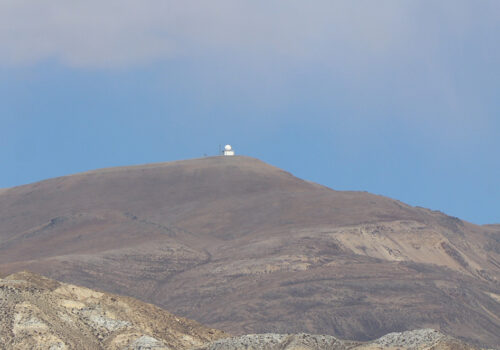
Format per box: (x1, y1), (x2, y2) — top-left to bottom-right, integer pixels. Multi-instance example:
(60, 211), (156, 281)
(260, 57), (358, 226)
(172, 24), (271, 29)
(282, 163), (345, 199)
(129, 335), (169, 350)
(373, 329), (447, 349)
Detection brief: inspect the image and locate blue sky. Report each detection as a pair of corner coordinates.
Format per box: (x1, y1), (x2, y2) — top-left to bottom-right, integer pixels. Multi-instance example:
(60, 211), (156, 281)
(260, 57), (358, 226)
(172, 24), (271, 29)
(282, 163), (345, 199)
(1, 1), (499, 224)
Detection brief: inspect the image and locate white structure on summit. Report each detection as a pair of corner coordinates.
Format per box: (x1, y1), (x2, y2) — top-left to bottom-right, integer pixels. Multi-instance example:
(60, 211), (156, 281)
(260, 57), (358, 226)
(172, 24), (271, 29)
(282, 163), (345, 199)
(223, 144), (235, 156)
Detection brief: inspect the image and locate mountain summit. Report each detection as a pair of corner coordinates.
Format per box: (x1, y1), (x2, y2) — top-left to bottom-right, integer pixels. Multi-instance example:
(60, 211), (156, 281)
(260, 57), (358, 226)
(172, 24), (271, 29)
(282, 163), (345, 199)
(0, 156), (498, 347)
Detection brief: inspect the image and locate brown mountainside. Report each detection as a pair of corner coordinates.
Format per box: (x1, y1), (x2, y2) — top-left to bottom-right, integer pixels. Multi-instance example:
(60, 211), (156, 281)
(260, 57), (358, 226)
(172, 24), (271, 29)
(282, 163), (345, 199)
(0, 156), (498, 347)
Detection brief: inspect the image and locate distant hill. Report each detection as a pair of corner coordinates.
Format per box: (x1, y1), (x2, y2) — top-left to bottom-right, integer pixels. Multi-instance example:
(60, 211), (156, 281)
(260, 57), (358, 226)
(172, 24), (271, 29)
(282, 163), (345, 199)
(0, 156), (498, 347)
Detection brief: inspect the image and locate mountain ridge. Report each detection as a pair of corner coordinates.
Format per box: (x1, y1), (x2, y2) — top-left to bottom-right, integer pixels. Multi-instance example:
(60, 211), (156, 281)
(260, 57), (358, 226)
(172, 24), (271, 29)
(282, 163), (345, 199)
(2, 155), (495, 227)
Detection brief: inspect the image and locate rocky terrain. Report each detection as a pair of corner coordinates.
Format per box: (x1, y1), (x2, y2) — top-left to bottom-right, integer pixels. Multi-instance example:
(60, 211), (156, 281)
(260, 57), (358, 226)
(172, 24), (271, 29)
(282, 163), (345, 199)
(0, 271), (225, 349)
(0, 271), (486, 350)
(198, 329), (485, 350)
(0, 156), (498, 347)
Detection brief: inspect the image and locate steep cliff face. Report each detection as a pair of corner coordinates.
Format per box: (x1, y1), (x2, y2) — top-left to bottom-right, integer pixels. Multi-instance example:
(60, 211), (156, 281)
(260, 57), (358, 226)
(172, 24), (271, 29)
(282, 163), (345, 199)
(0, 271), (225, 349)
(0, 156), (498, 347)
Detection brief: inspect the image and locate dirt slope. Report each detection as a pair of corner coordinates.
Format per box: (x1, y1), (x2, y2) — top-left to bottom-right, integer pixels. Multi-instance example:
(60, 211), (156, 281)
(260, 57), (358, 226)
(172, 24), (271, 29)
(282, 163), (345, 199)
(0, 156), (498, 347)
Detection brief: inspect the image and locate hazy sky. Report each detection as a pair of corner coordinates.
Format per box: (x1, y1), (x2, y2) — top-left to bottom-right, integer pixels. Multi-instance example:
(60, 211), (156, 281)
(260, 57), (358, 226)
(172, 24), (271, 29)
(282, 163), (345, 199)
(1, 1), (499, 224)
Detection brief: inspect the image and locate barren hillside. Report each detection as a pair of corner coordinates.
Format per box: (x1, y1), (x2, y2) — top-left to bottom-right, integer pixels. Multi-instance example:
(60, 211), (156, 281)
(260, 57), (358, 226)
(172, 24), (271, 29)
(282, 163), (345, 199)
(0, 156), (498, 347)
(0, 272), (484, 350)
(198, 329), (484, 350)
(0, 271), (225, 349)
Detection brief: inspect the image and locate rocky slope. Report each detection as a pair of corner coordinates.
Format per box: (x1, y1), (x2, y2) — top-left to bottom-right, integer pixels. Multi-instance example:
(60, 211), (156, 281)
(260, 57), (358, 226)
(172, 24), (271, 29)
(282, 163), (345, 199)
(0, 272), (486, 350)
(0, 156), (498, 347)
(198, 330), (485, 350)
(0, 271), (225, 349)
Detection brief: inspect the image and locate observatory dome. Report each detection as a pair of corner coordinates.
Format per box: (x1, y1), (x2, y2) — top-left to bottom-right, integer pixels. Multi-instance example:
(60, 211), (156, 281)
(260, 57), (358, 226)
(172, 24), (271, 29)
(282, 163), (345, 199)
(222, 144), (235, 156)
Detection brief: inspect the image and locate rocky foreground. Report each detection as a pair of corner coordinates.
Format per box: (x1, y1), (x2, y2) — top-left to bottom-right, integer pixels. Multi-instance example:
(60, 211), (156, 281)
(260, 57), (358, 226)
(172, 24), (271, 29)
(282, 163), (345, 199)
(0, 271), (225, 349)
(197, 330), (488, 350)
(0, 272), (489, 350)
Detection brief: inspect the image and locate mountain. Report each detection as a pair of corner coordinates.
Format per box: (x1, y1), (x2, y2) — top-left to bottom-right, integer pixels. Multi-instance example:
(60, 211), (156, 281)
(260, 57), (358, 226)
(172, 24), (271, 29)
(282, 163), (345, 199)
(0, 272), (485, 350)
(0, 156), (498, 347)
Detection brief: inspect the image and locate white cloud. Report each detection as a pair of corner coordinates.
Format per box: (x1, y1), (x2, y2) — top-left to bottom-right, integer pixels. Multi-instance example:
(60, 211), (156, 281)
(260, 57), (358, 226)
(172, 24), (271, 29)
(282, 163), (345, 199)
(1, 1), (498, 70)
(1, 0), (498, 139)
(0, 1), (176, 67)
(0, 1), (431, 68)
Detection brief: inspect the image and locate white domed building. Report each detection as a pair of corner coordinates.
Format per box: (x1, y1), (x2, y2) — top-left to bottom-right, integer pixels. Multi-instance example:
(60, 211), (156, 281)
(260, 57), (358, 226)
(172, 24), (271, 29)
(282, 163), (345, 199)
(223, 144), (235, 156)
